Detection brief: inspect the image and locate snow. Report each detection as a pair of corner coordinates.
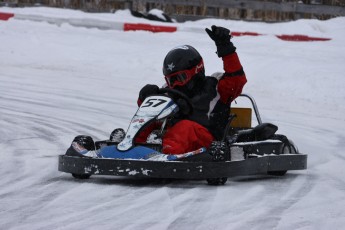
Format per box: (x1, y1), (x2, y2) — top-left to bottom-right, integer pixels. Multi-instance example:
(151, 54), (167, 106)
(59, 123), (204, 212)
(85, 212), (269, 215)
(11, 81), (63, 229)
(148, 9), (167, 21)
(1, 6), (345, 230)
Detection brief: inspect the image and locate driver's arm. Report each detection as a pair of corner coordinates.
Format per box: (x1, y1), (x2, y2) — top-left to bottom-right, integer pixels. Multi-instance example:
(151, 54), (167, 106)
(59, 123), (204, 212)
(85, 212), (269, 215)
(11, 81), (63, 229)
(205, 25), (247, 105)
(218, 52), (247, 104)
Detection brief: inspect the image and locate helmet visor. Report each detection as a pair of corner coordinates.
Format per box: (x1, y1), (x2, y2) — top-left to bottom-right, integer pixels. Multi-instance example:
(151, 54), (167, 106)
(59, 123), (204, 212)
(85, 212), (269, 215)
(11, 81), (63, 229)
(165, 72), (189, 88)
(164, 60), (204, 88)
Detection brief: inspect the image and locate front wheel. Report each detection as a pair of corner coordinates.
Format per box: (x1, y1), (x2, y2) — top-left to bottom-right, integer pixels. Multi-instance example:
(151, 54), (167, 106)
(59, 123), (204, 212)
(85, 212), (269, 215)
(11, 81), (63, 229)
(207, 177), (228, 185)
(267, 171), (287, 176)
(72, 173), (91, 179)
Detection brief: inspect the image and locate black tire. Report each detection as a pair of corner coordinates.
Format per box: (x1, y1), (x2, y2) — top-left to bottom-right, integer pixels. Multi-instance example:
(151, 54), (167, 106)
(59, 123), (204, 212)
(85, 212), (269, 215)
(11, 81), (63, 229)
(268, 171), (287, 176)
(72, 173), (91, 179)
(268, 135), (297, 176)
(272, 134), (298, 154)
(207, 177), (228, 185)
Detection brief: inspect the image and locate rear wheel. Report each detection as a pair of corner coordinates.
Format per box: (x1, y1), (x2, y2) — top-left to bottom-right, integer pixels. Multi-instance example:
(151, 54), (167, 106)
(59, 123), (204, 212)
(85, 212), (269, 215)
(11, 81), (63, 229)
(267, 135), (298, 176)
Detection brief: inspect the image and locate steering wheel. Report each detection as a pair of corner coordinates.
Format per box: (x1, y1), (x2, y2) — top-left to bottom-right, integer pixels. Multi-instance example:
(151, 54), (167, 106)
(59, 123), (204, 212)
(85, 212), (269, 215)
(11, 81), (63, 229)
(158, 88), (194, 115)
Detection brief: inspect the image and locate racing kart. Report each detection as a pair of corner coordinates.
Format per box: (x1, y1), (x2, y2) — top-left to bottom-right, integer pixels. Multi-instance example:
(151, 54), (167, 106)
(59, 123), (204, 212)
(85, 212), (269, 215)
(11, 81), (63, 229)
(58, 88), (307, 185)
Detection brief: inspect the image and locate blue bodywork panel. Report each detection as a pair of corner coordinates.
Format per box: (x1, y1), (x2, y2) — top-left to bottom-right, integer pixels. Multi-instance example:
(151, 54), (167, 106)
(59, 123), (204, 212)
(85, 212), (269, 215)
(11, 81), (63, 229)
(99, 146), (158, 159)
(98, 145), (206, 161)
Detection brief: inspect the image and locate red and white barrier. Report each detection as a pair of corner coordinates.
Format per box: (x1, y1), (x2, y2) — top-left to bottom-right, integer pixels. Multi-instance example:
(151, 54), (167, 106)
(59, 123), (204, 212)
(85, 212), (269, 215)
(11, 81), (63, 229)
(124, 23), (177, 33)
(276, 34), (331, 41)
(0, 12), (14, 20)
(0, 11), (331, 41)
(231, 31), (331, 41)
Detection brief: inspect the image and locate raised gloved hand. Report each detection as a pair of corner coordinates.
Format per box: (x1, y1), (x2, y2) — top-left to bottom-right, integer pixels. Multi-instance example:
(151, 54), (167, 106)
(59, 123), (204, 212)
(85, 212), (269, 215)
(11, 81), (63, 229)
(138, 84), (160, 102)
(205, 25), (236, 57)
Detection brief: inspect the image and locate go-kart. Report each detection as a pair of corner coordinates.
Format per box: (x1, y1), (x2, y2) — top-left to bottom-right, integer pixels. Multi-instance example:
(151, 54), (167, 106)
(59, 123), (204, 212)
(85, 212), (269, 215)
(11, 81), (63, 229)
(58, 88), (307, 185)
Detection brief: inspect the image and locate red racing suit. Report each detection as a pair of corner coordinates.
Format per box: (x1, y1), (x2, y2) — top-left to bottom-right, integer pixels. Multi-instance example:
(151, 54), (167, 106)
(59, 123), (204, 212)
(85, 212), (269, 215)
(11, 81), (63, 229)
(138, 52), (247, 154)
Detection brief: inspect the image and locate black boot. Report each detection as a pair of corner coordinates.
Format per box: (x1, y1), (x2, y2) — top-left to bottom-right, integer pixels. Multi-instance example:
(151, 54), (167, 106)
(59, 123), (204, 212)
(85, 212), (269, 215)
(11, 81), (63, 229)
(209, 141), (230, 161)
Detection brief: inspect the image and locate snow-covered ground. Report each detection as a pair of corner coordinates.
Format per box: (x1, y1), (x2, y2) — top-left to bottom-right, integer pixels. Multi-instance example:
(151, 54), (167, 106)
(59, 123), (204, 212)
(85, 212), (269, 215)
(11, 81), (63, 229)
(1, 7), (345, 230)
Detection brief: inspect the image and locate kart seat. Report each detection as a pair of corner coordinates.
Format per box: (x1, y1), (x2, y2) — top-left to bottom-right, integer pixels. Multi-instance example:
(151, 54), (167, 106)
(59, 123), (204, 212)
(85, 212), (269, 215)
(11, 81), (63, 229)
(236, 123), (278, 142)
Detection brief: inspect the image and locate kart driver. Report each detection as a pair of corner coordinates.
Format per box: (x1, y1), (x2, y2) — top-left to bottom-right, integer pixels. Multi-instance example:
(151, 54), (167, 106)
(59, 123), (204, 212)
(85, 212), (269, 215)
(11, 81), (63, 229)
(135, 25), (247, 154)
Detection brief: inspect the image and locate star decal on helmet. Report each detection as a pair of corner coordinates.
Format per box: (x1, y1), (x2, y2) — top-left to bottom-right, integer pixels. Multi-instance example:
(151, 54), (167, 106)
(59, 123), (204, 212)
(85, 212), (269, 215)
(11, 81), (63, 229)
(167, 62), (175, 71)
(195, 63), (204, 73)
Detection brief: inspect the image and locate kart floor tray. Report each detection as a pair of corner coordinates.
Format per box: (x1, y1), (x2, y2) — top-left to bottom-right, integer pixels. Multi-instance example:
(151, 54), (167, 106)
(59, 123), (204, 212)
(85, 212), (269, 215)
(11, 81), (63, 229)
(58, 154), (307, 179)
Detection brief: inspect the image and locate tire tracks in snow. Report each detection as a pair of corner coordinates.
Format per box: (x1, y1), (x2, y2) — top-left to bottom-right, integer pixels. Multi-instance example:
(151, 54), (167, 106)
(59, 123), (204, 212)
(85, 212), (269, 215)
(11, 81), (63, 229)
(0, 74), (124, 229)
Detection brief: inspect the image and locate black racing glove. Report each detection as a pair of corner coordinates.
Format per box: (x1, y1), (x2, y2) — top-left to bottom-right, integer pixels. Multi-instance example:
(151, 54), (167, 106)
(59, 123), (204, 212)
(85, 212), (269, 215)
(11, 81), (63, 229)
(175, 98), (191, 116)
(138, 84), (160, 102)
(205, 25), (236, 57)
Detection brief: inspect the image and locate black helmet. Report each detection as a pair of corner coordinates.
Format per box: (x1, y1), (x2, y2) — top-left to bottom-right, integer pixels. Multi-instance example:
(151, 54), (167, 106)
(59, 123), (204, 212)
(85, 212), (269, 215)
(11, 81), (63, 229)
(163, 45), (205, 88)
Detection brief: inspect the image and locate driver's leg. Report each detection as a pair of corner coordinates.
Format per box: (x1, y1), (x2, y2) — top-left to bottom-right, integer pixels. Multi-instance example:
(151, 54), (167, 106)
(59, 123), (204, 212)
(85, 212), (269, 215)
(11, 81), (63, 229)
(162, 120), (214, 154)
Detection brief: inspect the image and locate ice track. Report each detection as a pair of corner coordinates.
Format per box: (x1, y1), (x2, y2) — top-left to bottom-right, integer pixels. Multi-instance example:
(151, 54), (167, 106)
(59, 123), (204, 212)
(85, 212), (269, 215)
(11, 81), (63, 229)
(1, 11), (345, 230)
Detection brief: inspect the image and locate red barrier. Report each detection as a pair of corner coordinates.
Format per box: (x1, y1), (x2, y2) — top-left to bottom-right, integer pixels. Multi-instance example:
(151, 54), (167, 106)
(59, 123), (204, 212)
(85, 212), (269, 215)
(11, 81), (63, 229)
(124, 23), (177, 33)
(231, 31), (331, 41)
(0, 12), (14, 21)
(0, 14), (330, 42)
(276, 34), (331, 41)
(232, 31), (262, 37)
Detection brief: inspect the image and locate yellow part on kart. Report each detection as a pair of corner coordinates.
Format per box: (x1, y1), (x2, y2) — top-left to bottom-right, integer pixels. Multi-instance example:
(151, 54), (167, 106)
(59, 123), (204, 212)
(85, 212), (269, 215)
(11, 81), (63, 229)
(230, 107), (252, 128)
